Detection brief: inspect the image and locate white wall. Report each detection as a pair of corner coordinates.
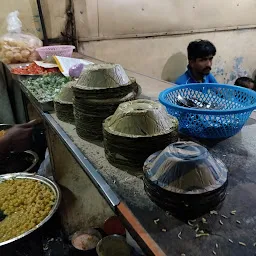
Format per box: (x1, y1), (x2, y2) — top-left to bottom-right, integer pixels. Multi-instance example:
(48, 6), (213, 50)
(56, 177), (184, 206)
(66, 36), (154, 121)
(0, 0), (254, 84)
(75, 0), (256, 84)
(75, 0), (256, 41)
(79, 29), (255, 84)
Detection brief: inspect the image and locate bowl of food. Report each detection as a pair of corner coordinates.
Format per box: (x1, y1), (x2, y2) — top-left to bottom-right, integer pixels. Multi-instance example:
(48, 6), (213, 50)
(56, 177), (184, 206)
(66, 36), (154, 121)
(71, 228), (102, 255)
(10, 63), (59, 77)
(0, 173), (61, 247)
(0, 125), (39, 174)
(0, 150), (39, 174)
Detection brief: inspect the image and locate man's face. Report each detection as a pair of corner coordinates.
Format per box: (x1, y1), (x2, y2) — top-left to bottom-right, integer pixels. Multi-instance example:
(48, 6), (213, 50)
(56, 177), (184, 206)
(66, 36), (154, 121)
(189, 55), (214, 75)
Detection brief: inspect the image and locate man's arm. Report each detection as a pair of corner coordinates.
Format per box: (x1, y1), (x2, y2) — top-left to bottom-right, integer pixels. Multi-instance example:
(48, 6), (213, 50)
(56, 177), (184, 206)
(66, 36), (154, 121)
(0, 120), (40, 156)
(0, 135), (10, 155)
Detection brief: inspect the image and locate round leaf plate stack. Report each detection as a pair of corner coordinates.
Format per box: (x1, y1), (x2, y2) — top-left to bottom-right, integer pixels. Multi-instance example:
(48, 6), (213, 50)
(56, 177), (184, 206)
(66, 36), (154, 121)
(103, 99), (179, 170)
(143, 141), (228, 219)
(54, 81), (75, 124)
(72, 64), (139, 140)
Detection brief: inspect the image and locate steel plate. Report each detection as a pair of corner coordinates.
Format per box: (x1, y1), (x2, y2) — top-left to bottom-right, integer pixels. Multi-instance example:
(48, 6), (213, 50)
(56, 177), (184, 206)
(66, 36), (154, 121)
(0, 172), (61, 247)
(9, 64), (42, 80)
(9, 63), (60, 80)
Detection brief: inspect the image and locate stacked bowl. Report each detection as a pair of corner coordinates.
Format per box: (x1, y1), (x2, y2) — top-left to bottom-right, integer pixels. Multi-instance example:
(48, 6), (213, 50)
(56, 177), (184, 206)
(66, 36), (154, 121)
(103, 99), (179, 170)
(143, 141), (228, 219)
(72, 64), (139, 140)
(54, 81), (75, 124)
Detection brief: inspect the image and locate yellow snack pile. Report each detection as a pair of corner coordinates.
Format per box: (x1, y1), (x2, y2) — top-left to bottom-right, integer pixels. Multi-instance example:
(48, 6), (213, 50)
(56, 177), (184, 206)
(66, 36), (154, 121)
(0, 179), (55, 243)
(0, 130), (6, 137)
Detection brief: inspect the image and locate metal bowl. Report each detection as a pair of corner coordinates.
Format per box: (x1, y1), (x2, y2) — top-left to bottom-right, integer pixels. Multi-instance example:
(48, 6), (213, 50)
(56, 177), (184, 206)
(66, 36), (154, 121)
(70, 228), (102, 254)
(0, 173), (61, 247)
(0, 150), (39, 174)
(96, 235), (131, 256)
(0, 124), (39, 175)
(9, 63), (62, 81)
(0, 124), (39, 173)
(8, 64), (40, 80)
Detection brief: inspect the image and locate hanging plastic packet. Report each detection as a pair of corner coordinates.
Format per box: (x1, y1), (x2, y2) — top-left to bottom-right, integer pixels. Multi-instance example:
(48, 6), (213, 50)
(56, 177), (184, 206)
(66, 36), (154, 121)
(0, 11), (43, 64)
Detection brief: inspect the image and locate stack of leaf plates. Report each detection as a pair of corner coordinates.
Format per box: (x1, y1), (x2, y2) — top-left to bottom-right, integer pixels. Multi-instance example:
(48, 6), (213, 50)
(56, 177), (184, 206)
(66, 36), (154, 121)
(143, 141), (228, 219)
(103, 99), (179, 170)
(54, 81), (75, 124)
(72, 64), (139, 140)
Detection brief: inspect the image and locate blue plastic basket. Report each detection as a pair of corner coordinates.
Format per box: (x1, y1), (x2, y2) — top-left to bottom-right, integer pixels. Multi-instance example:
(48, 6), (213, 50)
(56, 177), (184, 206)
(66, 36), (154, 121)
(159, 83), (256, 139)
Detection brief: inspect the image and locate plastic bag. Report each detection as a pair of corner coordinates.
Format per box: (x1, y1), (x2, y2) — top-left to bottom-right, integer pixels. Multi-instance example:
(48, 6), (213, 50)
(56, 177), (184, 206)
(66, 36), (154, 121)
(37, 148), (53, 180)
(0, 11), (43, 64)
(69, 63), (85, 77)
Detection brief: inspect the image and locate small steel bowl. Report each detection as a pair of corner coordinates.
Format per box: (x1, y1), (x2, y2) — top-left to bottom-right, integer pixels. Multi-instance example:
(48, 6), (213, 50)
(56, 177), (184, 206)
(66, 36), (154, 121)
(0, 150), (39, 174)
(70, 228), (102, 255)
(96, 235), (131, 256)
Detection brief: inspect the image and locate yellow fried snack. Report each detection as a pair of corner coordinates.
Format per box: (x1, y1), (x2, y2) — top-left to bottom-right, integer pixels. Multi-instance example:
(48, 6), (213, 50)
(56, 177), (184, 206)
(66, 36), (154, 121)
(0, 179), (55, 243)
(0, 130), (6, 137)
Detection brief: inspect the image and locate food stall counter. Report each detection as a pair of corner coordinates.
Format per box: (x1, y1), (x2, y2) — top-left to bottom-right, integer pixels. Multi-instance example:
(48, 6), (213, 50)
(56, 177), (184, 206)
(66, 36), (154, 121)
(12, 54), (256, 256)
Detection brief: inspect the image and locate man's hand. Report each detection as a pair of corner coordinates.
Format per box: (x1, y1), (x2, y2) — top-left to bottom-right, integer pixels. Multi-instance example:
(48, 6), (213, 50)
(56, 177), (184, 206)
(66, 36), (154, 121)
(5, 120), (41, 152)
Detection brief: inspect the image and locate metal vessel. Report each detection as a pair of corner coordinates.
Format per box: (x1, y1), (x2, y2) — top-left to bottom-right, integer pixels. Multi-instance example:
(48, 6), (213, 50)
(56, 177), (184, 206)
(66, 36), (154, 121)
(0, 172), (61, 247)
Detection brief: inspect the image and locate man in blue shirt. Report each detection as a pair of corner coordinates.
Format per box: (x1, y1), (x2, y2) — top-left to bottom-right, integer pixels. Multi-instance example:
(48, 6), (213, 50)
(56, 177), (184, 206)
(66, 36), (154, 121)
(175, 40), (218, 85)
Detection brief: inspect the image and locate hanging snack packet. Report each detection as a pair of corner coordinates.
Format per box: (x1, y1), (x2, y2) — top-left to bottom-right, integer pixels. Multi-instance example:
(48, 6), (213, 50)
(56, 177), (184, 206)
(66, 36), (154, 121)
(0, 11), (43, 64)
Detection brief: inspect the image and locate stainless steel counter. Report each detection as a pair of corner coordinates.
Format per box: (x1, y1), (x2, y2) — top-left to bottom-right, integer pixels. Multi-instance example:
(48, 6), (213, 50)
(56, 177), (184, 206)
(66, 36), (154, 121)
(43, 112), (120, 208)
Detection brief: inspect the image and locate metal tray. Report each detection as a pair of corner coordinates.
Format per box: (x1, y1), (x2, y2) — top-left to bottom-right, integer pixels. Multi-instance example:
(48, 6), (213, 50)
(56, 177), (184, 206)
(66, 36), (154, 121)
(19, 81), (54, 112)
(12, 73), (42, 80)
(0, 150), (39, 174)
(0, 173), (61, 247)
(9, 64), (60, 112)
(9, 64), (43, 80)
